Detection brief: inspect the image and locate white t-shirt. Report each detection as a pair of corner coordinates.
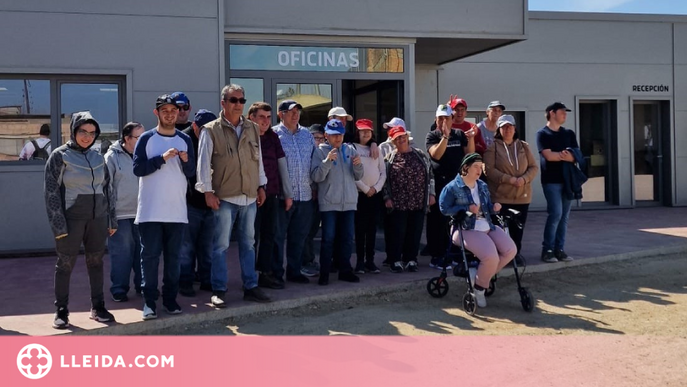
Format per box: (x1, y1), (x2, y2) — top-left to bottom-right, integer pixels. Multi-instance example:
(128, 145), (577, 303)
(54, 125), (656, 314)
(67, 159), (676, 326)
(469, 183), (491, 232)
(19, 137), (52, 160)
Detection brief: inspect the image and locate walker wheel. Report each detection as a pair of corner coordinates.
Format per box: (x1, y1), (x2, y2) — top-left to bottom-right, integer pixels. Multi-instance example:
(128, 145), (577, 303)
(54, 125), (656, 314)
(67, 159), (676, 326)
(463, 292), (477, 315)
(485, 278), (496, 297)
(427, 277), (449, 298)
(520, 289), (534, 312)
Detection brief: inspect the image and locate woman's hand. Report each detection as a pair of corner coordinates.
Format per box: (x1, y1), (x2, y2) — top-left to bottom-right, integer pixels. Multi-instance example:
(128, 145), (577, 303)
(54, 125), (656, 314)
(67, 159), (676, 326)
(515, 177), (525, 187)
(385, 199), (394, 209)
(509, 176), (518, 185)
(493, 203), (502, 212)
(468, 204), (479, 214)
(428, 195), (436, 206)
(108, 228), (117, 236)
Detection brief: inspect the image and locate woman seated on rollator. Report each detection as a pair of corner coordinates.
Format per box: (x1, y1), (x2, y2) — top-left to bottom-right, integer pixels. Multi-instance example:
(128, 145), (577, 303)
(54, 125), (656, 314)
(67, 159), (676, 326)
(439, 153), (517, 307)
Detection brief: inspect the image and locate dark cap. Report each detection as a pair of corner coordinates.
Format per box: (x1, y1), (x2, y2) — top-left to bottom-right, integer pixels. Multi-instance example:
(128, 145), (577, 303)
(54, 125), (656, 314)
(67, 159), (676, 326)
(278, 100), (303, 112)
(156, 94), (178, 109)
(309, 124), (324, 135)
(460, 153), (483, 170)
(193, 109), (217, 127)
(545, 102), (571, 113)
(170, 91), (190, 106)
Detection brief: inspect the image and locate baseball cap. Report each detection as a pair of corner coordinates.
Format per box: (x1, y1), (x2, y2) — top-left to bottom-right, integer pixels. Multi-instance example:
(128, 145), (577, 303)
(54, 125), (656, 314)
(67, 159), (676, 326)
(155, 94), (177, 109)
(309, 124), (324, 135)
(448, 97), (467, 109)
(488, 100), (505, 110)
(278, 100), (303, 112)
(436, 104), (453, 117)
(355, 119), (373, 131)
(171, 91), (190, 106)
(324, 119), (345, 135)
(193, 109), (217, 127)
(328, 107), (353, 121)
(497, 114), (516, 128)
(546, 102), (572, 113)
(382, 117), (406, 130)
(388, 126), (408, 140)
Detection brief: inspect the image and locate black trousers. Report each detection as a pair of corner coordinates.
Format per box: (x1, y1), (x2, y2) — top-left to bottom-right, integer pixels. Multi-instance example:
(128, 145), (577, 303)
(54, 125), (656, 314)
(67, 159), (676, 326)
(500, 203), (530, 254)
(385, 209), (425, 263)
(425, 175), (450, 258)
(255, 194), (280, 274)
(354, 192), (383, 265)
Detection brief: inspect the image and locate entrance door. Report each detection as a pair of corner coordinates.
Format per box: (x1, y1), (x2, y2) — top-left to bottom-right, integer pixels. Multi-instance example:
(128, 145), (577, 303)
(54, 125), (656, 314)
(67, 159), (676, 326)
(579, 100), (618, 206)
(633, 100), (666, 204)
(342, 80), (403, 141)
(272, 80), (335, 128)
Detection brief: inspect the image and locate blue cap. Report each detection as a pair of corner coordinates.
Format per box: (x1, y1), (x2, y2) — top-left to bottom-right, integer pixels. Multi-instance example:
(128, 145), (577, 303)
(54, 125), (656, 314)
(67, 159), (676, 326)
(278, 99), (302, 112)
(193, 109), (217, 127)
(170, 91), (190, 106)
(324, 119), (345, 135)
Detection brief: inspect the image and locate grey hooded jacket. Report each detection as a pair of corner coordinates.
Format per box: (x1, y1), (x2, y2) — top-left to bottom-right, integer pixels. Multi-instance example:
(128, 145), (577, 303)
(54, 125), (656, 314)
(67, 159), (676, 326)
(104, 140), (138, 220)
(310, 142), (364, 212)
(44, 111), (117, 238)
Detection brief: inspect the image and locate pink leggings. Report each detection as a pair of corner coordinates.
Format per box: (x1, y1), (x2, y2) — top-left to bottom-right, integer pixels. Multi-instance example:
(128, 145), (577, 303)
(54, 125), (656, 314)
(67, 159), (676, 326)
(452, 227), (517, 288)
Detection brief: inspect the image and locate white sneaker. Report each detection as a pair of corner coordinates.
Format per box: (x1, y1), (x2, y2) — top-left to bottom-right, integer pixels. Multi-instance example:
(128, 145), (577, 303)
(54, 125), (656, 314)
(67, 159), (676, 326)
(142, 303), (157, 320)
(468, 267), (477, 287)
(474, 289), (487, 308)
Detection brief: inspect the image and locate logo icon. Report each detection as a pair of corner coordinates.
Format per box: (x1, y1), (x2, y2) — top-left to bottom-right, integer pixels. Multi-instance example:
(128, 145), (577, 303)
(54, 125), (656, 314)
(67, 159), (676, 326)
(17, 344), (52, 380)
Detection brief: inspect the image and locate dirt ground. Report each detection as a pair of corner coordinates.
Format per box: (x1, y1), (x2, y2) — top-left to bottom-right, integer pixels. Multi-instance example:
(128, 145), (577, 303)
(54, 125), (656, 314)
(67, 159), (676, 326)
(179, 253), (687, 336)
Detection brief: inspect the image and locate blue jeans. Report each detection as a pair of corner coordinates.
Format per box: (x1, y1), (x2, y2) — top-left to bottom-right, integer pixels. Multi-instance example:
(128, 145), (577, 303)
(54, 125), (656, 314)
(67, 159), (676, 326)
(108, 218), (142, 296)
(319, 210), (355, 282)
(138, 222), (185, 305)
(542, 183), (573, 251)
(274, 200), (315, 279)
(179, 205), (215, 287)
(211, 201), (258, 292)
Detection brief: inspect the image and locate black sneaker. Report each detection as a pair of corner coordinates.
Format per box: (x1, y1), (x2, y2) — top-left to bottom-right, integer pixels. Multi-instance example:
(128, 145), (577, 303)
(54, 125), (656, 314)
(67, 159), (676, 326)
(338, 271), (360, 283)
(405, 261), (419, 272)
(179, 285), (196, 298)
(111, 293), (128, 302)
(390, 261), (404, 273)
(555, 249), (573, 262)
(354, 263), (366, 274)
(429, 256), (452, 270)
(211, 292), (227, 308)
(382, 259), (391, 267)
(541, 250), (558, 263)
(365, 262), (381, 274)
(163, 301), (183, 315)
(259, 274), (286, 289)
(244, 287), (271, 303)
(90, 305), (115, 323)
(53, 307), (70, 329)
(286, 273), (310, 284)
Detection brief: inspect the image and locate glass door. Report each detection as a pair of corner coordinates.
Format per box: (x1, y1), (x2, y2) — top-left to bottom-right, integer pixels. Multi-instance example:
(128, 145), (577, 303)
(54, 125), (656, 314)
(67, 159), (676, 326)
(272, 80), (335, 128)
(633, 101), (662, 203)
(579, 100), (617, 205)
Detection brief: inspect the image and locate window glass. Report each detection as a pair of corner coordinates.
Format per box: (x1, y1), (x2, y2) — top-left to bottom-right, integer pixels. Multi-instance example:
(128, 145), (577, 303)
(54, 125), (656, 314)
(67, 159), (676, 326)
(229, 78), (264, 113)
(61, 83), (120, 155)
(276, 83), (332, 128)
(0, 79), (50, 161)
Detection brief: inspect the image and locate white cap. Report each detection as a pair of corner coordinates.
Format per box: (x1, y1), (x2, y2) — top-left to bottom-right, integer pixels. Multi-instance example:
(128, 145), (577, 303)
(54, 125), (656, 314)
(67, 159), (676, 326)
(383, 117), (406, 130)
(435, 104), (452, 117)
(327, 107), (353, 121)
(497, 114), (516, 128)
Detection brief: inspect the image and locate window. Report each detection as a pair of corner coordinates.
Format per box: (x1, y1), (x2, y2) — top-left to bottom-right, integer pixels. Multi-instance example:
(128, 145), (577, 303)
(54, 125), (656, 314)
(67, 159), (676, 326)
(61, 83), (121, 155)
(229, 78), (264, 112)
(0, 79), (50, 161)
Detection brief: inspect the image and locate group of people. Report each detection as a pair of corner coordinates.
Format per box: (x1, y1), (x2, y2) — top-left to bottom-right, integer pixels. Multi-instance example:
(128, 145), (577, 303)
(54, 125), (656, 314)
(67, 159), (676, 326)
(44, 82), (583, 328)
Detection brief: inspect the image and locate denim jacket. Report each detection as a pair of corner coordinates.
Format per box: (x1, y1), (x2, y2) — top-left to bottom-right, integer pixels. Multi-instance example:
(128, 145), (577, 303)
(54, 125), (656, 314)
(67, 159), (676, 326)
(439, 174), (496, 231)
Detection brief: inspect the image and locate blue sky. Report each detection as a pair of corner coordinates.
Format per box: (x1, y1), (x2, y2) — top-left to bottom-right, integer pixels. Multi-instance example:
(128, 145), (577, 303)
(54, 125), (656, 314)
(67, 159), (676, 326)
(529, 0), (687, 15)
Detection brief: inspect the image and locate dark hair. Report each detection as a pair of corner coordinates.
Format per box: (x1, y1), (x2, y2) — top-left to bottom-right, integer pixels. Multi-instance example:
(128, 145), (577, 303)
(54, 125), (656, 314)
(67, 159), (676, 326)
(494, 124), (519, 141)
(39, 123), (50, 136)
(122, 121), (143, 138)
(353, 129), (376, 146)
(247, 102), (272, 118)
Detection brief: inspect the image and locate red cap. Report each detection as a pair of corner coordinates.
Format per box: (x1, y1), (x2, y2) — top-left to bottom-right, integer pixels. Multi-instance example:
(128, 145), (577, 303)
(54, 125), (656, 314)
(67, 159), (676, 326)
(388, 126), (408, 140)
(355, 118), (373, 130)
(448, 97), (467, 109)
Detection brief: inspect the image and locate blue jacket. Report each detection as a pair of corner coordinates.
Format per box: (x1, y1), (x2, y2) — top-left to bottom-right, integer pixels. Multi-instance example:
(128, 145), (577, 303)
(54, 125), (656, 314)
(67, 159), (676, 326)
(439, 175), (497, 231)
(562, 147), (587, 200)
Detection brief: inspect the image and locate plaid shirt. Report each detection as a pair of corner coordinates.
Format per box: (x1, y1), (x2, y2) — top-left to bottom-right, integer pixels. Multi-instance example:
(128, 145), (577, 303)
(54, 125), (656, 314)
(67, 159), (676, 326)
(273, 123), (315, 201)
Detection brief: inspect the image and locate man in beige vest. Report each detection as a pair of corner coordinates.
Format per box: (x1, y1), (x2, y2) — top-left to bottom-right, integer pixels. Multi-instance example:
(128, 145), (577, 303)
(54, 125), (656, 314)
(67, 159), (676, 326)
(195, 84), (270, 307)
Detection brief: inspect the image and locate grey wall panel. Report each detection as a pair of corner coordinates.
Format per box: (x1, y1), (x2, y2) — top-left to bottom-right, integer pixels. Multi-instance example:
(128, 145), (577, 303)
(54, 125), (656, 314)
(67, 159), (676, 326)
(224, 0), (525, 38)
(0, 0), (218, 18)
(674, 23), (687, 64)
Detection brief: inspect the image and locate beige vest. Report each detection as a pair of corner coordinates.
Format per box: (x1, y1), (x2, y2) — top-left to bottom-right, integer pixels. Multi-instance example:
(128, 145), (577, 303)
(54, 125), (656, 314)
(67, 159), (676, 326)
(206, 114), (260, 198)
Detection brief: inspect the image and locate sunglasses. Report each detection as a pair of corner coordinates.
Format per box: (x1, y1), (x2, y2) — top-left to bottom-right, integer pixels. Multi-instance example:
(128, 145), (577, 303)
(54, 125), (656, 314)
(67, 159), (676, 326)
(225, 97), (247, 104)
(177, 104), (190, 111)
(76, 129), (97, 138)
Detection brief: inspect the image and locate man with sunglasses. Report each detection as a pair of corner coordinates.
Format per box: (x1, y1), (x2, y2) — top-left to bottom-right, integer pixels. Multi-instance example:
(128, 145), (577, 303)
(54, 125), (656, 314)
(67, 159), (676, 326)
(171, 92), (193, 131)
(196, 84), (271, 307)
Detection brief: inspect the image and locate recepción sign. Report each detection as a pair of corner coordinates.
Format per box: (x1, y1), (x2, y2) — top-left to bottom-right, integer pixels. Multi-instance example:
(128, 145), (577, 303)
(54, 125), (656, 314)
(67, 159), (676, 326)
(229, 44), (403, 73)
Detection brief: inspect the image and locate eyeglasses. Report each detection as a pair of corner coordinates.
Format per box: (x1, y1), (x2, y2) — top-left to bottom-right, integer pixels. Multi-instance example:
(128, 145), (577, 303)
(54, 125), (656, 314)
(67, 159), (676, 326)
(313, 136), (325, 142)
(224, 97), (247, 104)
(177, 105), (190, 111)
(76, 129), (97, 138)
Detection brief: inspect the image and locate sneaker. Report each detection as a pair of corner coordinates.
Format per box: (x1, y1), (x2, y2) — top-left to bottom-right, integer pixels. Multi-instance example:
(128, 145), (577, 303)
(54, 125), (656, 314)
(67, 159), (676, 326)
(338, 271), (360, 283)
(382, 259), (391, 267)
(90, 305), (115, 323)
(142, 301), (157, 320)
(468, 267), (477, 287)
(541, 250), (558, 263)
(111, 293), (128, 302)
(244, 287), (271, 303)
(211, 292), (227, 308)
(365, 262), (381, 274)
(179, 285), (196, 298)
(555, 249), (573, 262)
(52, 307), (70, 329)
(405, 261), (419, 272)
(429, 256), (452, 270)
(300, 266), (319, 277)
(286, 273), (310, 284)
(474, 288), (487, 308)
(354, 263), (366, 274)
(259, 274), (286, 289)
(163, 301), (183, 315)
(390, 261), (404, 273)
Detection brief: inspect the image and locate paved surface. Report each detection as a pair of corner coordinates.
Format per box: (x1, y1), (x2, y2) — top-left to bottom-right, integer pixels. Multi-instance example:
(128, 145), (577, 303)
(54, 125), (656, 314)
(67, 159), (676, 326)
(1, 207), (686, 336)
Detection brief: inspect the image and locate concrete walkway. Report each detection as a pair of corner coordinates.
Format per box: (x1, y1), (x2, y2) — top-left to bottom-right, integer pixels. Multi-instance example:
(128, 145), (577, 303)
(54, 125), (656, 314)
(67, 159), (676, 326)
(1, 207), (686, 336)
